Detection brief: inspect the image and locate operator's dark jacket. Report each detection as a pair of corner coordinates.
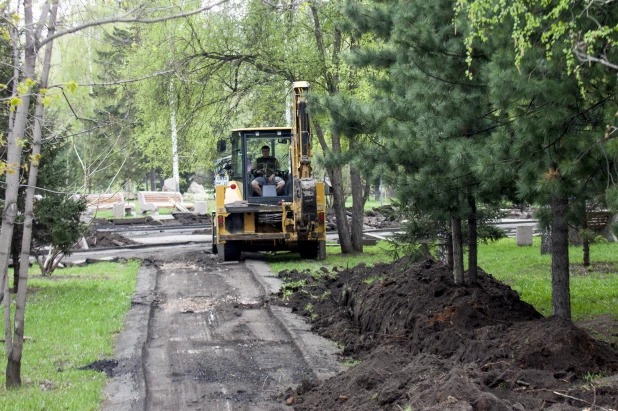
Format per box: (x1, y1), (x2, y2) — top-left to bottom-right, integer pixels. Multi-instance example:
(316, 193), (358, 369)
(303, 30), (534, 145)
(251, 157), (280, 177)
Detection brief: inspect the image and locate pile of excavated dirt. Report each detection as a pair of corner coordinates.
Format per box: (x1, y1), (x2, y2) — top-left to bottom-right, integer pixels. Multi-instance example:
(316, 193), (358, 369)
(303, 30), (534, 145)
(161, 213), (212, 225)
(325, 206), (401, 232)
(364, 205), (401, 229)
(278, 259), (618, 410)
(86, 231), (138, 248)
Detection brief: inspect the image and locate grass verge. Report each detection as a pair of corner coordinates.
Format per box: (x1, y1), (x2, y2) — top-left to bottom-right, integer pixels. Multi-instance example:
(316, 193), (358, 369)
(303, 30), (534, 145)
(344, 198), (393, 210)
(477, 237), (618, 321)
(0, 261), (139, 410)
(265, 241), (396, 276)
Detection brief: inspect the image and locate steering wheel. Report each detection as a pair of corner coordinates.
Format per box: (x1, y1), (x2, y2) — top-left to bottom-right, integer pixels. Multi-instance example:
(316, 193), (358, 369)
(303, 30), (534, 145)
(215, 161), (232, 177)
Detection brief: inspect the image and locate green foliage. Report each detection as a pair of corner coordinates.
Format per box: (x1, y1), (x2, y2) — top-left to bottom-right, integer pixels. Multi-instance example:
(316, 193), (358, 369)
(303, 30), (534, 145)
(0, 261), (139, 410)
(456, 0), (618, 90)
(33, 195), (86, 255)
(338, 0), (509, 239)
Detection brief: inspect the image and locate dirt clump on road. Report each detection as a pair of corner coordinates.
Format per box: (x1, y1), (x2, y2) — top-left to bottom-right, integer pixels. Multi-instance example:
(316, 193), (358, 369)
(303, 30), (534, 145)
(86, 230), (138, 248)
(163, 212), (211, 225)
(278, 258), (618, 410)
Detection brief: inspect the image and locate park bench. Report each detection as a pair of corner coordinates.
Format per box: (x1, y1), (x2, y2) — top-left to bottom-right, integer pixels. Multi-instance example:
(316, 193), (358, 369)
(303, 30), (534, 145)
(75, 193), (136, 217)
(137, 191), (195, 215)
(586, 211), (613, 231)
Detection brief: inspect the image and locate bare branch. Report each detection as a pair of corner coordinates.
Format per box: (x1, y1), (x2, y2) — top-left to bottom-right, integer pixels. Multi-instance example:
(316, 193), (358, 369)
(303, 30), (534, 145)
(48, 69), (174, 88)
(39, 0), (229, 48)
(573, 47), (618, 71)
(34, 0), (50, 39)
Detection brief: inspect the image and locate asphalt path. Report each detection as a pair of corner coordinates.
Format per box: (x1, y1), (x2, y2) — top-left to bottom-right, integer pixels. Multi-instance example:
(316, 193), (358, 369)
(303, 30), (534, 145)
(98, 246), (343, 411)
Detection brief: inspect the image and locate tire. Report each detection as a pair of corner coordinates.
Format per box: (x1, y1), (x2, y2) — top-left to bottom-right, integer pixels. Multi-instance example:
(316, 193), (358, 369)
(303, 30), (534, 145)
(318, 240), (326, 260)
(219, 241), (241, 262)
(212, 225), (218, 254)
(298, 240), (319, 259)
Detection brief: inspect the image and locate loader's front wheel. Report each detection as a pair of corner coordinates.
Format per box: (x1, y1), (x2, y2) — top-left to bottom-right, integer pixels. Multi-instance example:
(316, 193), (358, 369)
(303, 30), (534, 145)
(212, 225), (218, 254)
(218, 241), (241, 262)
(298, 240), (320, 259)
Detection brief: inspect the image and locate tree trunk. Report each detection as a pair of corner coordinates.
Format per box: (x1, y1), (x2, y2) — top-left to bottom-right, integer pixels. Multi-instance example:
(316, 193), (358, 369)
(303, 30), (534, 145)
(452, 215), (464, 284)
(1, 0), (39, 359)
(330, 166), (354, 253)
(541, 229), (552, 254)
(349, 142), (364, 252)
(313, 122), (354, 253)
(582, 216), (590, 267)
(169, 79), (180, 188)
(150, 169), (156, 191)
(5, 1), (58, 388)
(11, 233), (20, 294)
(446, 231), (454, 271)
(551, 194), (571, 320)
(374, 179), (380, 201)
(467, 195), (478, 284)
(5, 357), (20, 388)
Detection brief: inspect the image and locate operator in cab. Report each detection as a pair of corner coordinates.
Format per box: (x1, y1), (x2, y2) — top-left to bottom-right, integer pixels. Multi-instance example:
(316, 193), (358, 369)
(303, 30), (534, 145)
(251, 145), (285, 196)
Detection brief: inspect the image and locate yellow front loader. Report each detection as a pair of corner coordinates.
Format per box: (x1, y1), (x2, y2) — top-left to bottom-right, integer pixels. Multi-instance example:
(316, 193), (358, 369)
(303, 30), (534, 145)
(212, 81), (326, 261)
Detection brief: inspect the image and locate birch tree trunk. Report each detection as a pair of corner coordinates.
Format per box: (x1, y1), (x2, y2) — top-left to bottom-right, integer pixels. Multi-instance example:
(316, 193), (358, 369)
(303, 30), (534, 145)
(169, 79), (180, 189)
(7, 1), (58, 387)
(2, 0), (40, 362)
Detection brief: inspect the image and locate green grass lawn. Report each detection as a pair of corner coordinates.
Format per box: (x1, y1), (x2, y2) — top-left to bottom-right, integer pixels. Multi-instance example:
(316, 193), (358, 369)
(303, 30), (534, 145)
(344, 198), (393, 210)
(0, 261), (139, 410)
(477, 237), (618, 322)
(265, 241), (396, 276)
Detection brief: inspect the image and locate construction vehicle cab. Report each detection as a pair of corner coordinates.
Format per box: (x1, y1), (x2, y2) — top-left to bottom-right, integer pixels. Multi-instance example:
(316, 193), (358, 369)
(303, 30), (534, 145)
(212, 82), (326, 262)
(218, 128), (293, 201)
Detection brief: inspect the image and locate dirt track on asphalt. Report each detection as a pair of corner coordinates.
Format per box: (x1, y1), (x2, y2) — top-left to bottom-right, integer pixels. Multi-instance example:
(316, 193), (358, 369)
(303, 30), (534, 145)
(100, 248), (342, 411)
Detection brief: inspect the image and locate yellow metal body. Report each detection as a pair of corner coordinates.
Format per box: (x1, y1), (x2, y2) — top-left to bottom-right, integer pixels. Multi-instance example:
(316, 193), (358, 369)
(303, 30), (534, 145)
(213, 81), (326, 260)
(215, 182), (326, 245)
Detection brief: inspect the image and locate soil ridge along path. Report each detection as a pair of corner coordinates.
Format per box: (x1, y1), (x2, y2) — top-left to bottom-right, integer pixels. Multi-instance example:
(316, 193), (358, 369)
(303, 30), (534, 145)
(278, 258), (618, 410)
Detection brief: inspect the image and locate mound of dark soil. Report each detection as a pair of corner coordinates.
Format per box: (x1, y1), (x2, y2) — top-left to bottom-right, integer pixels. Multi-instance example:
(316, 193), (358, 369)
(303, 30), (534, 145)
(79, 359), (118, 377)
(279, 259), (618, 410)
(165, 213), (211, 225)
(86, 231), (138, 248)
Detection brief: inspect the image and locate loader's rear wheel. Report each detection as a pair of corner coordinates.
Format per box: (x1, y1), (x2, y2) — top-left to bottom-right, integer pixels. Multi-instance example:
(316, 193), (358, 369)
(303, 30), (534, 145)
(212, 225), (218, 254)
(218, 241), (241, 262)
(298, 240), (319, 259)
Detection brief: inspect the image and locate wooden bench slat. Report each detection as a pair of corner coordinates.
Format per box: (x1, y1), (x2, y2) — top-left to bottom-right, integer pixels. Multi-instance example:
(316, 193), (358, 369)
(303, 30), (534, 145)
(75, 193), (136, 216)
(137, 191), (195, 215)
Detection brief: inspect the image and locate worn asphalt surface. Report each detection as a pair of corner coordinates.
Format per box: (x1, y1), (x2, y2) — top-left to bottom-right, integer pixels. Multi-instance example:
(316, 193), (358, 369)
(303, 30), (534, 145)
(76, 241), (343, 411)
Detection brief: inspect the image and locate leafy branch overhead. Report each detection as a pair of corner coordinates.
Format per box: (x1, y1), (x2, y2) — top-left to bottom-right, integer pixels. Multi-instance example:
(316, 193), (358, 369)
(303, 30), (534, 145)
(456, 0), (618, 88)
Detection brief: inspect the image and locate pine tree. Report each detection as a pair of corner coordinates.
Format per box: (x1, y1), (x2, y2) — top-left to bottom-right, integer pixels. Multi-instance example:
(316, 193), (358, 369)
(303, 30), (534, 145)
(338, 0), (504, 282)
